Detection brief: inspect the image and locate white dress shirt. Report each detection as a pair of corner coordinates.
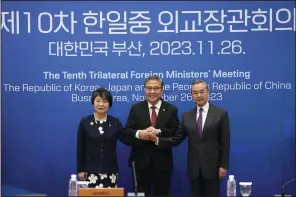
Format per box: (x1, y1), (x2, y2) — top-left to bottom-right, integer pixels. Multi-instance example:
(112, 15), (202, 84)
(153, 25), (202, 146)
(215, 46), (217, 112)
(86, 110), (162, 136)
(148, 100), (162, 120)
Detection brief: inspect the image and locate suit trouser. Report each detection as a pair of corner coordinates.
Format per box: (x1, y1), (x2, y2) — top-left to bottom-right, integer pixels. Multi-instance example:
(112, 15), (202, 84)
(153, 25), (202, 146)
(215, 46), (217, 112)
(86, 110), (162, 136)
(135, 164), (171, 196)
(190, 168), (220, 197)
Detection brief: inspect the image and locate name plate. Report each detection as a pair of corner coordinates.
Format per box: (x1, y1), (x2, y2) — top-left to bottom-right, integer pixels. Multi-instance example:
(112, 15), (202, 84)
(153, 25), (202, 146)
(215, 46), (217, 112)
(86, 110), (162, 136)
(78, 188), (124, 196)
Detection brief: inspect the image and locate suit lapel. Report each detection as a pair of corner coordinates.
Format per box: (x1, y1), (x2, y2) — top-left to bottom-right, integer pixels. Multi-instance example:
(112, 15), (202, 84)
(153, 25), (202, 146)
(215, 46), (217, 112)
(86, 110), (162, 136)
(155, 101), (167, 127)
(141, 101), (152, 127)
(189, 107), (197, 127)
(201, 104), (216, 139)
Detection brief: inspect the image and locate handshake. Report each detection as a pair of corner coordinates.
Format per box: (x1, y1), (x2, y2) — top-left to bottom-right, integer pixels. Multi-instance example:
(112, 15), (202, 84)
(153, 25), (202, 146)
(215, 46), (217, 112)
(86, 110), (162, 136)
(138, 126), (159, 143)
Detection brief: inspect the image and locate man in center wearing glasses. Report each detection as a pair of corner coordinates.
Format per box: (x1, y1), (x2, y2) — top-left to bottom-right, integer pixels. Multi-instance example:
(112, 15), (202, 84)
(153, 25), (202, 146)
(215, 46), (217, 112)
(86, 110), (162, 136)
(125, 75), (179, 196)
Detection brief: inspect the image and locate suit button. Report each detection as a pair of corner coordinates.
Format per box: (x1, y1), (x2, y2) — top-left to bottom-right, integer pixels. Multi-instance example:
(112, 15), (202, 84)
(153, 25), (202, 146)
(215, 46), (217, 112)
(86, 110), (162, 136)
(101, 142), (104, 145)
(101, 149), (103, 152)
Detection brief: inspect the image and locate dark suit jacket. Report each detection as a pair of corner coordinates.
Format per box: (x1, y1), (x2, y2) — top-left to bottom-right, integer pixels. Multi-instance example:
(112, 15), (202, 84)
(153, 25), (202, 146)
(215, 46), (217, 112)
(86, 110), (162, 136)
(158, 104), (230, 179)
(125, 100), (179, 171)
(77, 114), (135, 174)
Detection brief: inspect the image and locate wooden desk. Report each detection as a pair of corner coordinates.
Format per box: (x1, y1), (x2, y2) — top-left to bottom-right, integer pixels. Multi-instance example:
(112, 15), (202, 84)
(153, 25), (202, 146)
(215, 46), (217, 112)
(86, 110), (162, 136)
(78, 188), (124, 196)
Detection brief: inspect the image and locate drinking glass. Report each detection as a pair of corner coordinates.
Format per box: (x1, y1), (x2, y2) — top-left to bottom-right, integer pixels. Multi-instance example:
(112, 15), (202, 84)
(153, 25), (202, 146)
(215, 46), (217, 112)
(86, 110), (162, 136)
(239, 182), (252, 196)
(77, 181), (89, 188)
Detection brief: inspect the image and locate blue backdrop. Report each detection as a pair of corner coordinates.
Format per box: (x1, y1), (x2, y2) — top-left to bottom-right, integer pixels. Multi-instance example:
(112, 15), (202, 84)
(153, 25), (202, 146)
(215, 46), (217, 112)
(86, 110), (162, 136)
(1, 1), (295, 196)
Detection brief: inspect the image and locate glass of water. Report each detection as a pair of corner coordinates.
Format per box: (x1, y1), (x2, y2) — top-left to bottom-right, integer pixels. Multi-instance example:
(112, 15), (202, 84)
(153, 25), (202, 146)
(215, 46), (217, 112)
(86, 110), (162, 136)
(239, 182), (252, 196)
(77, 181), (89, 188)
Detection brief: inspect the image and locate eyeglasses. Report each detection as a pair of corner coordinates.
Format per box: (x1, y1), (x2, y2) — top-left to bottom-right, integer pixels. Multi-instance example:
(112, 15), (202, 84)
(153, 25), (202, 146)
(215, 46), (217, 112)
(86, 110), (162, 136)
(145, 86), (162, 92)
(192, 91), (207, 96)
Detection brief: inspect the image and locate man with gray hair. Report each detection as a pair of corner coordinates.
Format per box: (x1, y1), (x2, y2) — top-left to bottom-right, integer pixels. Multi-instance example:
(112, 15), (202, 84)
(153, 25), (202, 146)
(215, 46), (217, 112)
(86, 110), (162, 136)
(151, 79), (230, 197)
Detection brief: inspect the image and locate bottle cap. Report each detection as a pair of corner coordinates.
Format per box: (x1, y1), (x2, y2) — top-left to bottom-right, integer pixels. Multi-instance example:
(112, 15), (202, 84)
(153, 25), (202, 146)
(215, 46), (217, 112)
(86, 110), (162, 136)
(71, 174), (77, 179)
(229, 175), (234, 179)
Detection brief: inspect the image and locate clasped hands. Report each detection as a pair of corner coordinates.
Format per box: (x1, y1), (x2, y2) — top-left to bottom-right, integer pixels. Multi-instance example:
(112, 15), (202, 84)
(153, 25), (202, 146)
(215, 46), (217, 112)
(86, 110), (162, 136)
(138, 127), (159, 143)
(138, 128), (227, 179)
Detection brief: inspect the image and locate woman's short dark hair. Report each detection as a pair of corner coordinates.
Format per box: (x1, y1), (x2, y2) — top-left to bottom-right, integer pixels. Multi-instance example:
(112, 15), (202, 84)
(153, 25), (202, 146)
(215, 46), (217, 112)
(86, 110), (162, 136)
(91, 88), (113, 107)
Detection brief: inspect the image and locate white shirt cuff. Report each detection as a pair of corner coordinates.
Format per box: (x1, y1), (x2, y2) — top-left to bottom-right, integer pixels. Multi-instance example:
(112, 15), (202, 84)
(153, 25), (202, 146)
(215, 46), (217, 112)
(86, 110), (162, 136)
(155, 137), (159, 145)
(135, 130), (140, 139)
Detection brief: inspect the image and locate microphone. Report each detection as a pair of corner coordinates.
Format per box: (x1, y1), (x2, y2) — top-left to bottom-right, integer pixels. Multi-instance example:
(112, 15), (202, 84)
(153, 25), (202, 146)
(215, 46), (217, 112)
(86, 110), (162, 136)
(128, 161), (144, 196)
(281, 177), (296, 197)
(132, 161), (138, 195)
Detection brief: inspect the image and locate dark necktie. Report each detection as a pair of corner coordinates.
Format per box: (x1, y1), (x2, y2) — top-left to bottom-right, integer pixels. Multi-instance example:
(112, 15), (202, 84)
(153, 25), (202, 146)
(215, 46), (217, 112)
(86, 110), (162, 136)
(197, 108), (203, 136)
(151, 106), (157, 127)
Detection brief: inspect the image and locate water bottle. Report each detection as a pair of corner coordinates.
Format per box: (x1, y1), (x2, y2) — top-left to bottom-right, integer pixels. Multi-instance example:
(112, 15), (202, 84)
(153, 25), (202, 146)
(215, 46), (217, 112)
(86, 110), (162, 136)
(227, 175), (236, 196)
(68, 174), (78, 196)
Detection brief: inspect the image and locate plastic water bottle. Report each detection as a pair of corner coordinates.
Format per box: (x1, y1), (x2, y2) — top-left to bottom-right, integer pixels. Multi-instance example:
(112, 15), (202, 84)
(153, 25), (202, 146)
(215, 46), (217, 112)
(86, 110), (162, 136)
(68, 174), (78, 196)
(227, 175), (236, 196)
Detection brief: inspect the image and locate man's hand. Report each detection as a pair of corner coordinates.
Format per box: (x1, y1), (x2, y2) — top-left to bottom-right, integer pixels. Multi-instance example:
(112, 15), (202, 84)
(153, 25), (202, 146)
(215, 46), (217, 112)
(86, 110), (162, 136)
(219, 167), (227, 179)
(147, 131), (158, 143)
(146, 126), (160, 135)
(139, 130), (150, 140)
(139, 129), (157, 141)
(78, 172), (86, 180)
